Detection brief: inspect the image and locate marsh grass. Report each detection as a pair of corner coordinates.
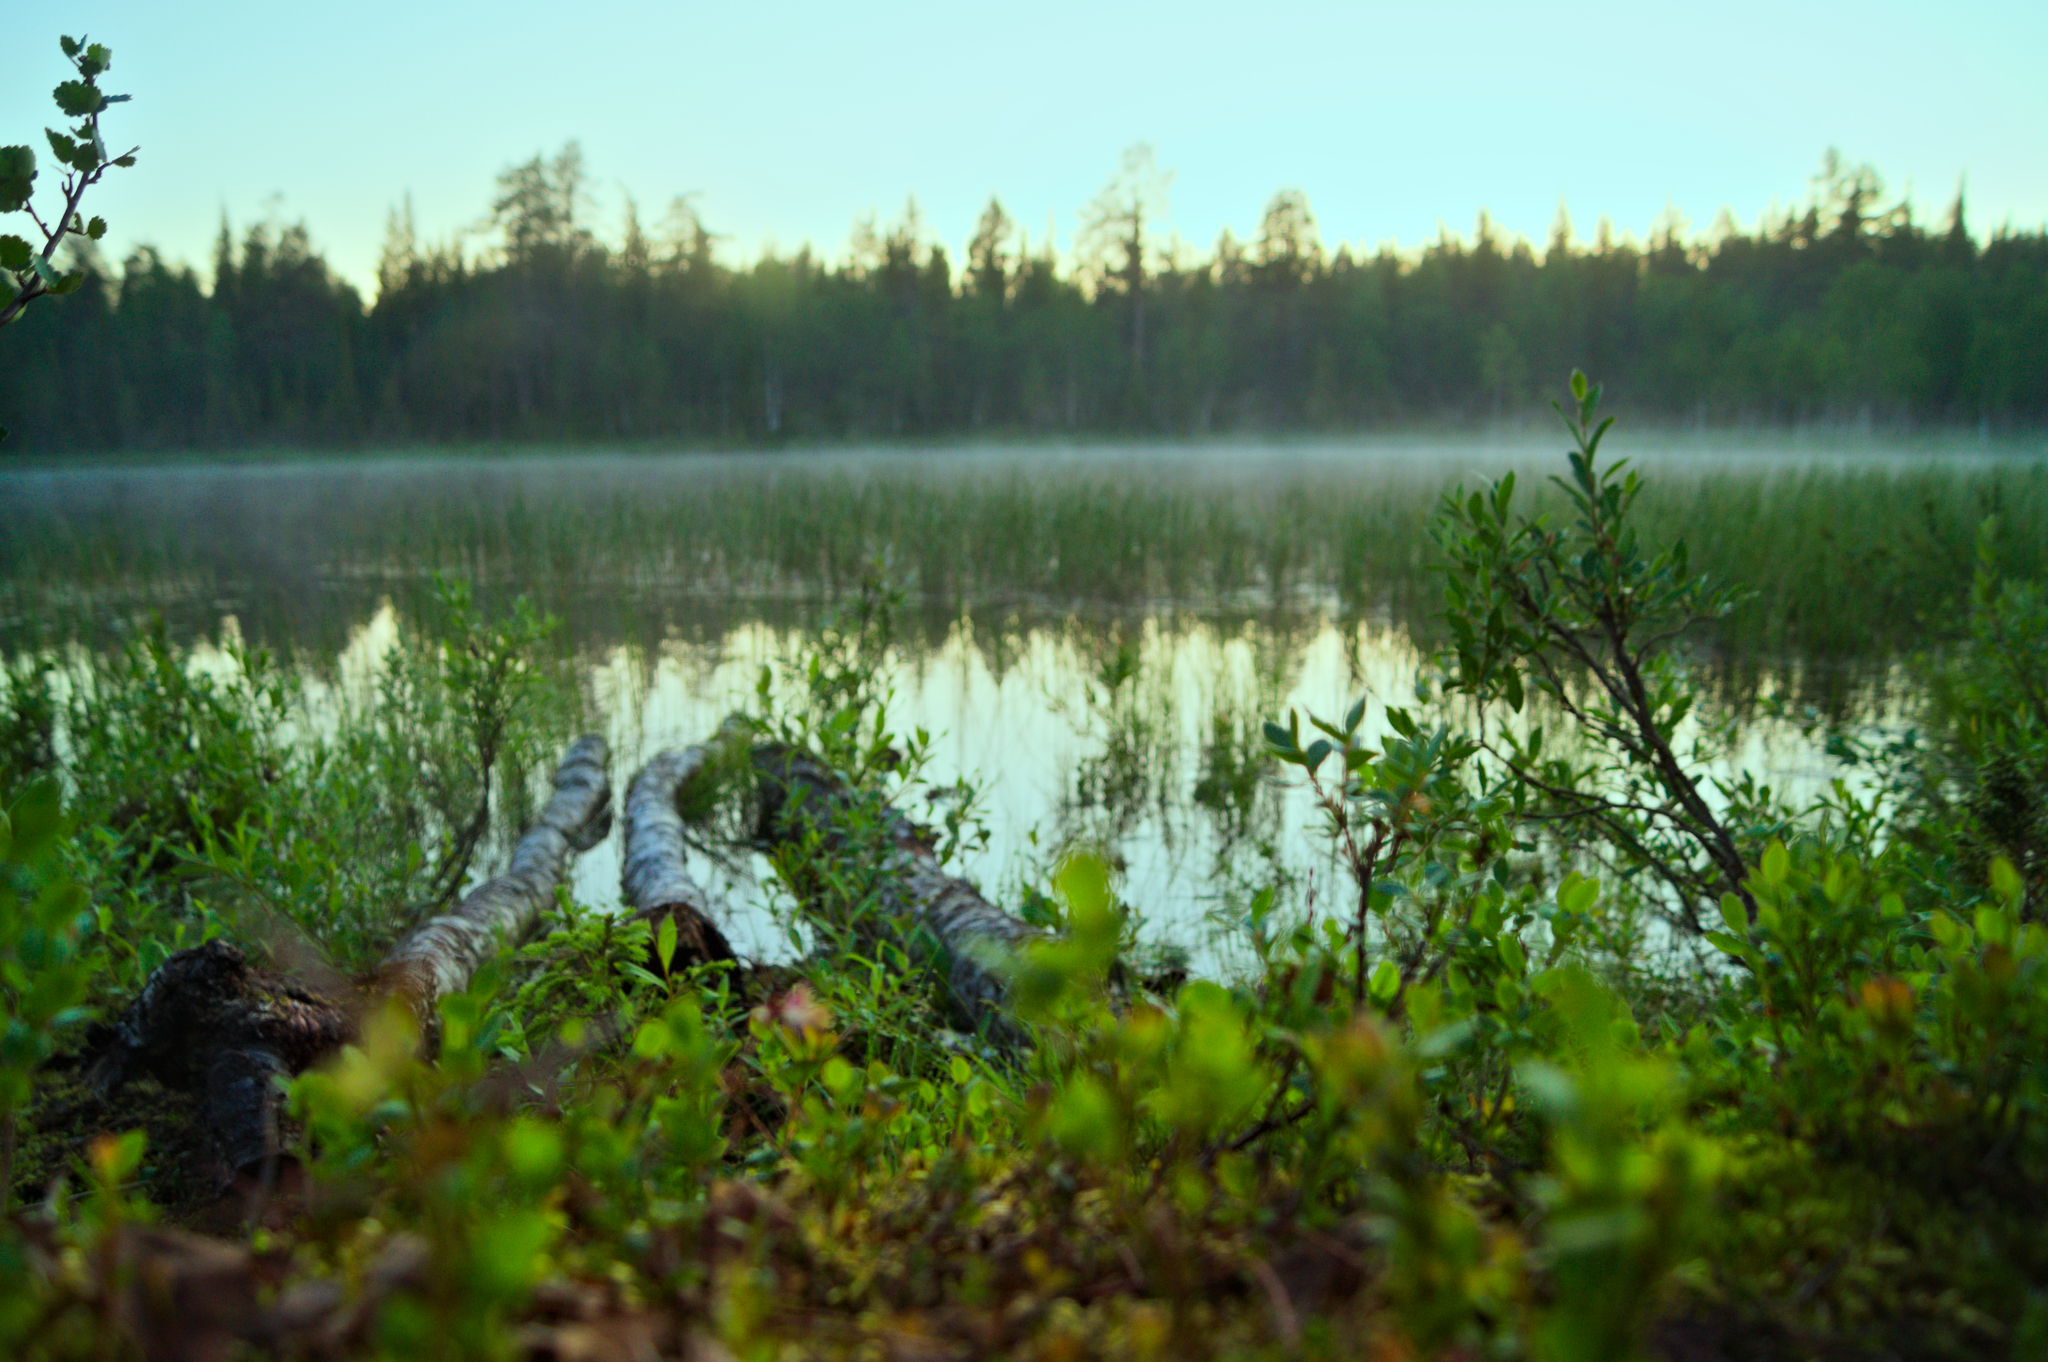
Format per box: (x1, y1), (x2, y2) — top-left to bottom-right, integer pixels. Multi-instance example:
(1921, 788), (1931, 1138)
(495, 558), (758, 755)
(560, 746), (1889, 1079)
(1, 448), (2042, 717)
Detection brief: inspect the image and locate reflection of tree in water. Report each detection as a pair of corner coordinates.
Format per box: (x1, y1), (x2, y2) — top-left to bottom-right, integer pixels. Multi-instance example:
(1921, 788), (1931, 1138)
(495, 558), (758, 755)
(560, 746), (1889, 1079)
(1192, 672), (1283, 848)
(1050, 617), (1326, 960)
(1055, 630), (1179, 853)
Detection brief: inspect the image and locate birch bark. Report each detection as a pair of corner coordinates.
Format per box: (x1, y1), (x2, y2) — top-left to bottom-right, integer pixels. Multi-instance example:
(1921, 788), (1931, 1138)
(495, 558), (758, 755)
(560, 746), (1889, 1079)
(752, 742), (1040, 1049)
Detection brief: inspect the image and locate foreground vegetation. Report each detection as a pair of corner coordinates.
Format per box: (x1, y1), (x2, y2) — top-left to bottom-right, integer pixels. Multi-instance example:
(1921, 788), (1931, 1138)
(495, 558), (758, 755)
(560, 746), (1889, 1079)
(1, 379), (2043, 1359)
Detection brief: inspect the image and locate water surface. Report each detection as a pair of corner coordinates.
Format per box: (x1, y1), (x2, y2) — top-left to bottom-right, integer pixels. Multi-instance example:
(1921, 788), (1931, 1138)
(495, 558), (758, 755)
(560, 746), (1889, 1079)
(4, 435), (2039, 966)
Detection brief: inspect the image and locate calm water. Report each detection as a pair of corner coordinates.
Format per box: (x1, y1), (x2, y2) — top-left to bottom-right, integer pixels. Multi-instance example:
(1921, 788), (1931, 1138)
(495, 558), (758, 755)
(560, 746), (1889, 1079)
(3, 434), (2038, 967)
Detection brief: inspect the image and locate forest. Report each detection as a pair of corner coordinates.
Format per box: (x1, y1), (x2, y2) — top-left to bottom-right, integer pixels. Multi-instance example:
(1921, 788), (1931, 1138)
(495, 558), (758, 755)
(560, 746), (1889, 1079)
(3, 138), (2047, 453)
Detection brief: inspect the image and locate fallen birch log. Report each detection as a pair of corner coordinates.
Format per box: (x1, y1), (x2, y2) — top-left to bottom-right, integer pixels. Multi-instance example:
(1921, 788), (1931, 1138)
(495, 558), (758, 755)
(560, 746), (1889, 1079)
(620, 733), (740, 975)
(88, 735), (613, 1179)
(751, 742), (1042, 1049)
(372, 733), (613, 1031)
(464, 737), (747, 1115)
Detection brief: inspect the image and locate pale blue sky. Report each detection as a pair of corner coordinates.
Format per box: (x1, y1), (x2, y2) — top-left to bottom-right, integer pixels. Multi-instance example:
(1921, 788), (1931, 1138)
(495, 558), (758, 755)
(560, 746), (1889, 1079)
(6, 1), (2043, 299)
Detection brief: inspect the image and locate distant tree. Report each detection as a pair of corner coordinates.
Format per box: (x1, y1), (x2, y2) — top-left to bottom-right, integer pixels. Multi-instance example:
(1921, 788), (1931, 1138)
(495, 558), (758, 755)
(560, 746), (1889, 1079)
(1942, 181), (1975, 267)
(656, 194), (716, 279)
(377, 194), (421, 300)
(1077, 143), (1171, 371)
(619, 196), (652, 276)
(1813, 147), (1884, 261)
(967, 196), (1015, 301)
(1646, 205), (1690, 277)
(1253, 189), (1322, 288)
(490, 142), (593, 264)
(1546, 200), (1575, 262)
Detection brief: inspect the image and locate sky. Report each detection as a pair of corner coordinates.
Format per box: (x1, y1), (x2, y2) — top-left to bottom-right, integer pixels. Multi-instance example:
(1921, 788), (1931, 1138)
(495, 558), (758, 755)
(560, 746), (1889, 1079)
(5, 0), (2044, 300)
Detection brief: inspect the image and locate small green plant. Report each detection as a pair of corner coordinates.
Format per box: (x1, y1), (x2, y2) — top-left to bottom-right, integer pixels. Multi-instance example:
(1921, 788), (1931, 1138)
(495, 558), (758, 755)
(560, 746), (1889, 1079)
(363, 578), (573, 931)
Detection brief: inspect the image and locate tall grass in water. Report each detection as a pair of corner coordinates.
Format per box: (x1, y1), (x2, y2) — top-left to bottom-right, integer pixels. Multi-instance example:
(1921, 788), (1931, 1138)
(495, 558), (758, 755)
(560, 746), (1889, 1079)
(2, 453), (2042, 710)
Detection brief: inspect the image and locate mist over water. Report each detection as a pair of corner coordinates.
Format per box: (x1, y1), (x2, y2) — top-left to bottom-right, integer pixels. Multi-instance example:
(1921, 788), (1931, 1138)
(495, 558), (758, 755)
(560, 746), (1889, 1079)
(2, 436), (2040, 966)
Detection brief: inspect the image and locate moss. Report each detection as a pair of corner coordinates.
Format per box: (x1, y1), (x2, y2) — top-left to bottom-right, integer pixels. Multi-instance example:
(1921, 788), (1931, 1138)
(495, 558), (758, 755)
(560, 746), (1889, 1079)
(14, 1049), (224, 1224)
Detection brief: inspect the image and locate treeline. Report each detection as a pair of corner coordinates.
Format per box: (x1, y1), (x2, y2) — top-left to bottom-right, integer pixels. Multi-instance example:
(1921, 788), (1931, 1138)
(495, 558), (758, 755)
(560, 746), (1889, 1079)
(4, 145), (2046, 451)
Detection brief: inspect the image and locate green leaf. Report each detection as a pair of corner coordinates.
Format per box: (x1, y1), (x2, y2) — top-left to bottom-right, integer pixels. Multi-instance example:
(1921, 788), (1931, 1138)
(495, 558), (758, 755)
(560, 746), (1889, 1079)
(85, 216), (106, 241)
(1261, 721), (1295, 755)
(60, 36), (82, 59)
(1368, 958), (1400, 1002)
(1704, 930), (1752, 958)
(1416, 1015), (1476, 1059)
(1557, 874), (1598, 917)
(44, 130), (79, 168)
(1497, 934), (1526, 977)
(656, 915), (679, 974)
(1303, 738), (1331, 775)
(0, 145), (35, 213)
(502, 1118), (564, 1185)
(52, 81), (102, 119)
(1759, 840), (1788, 888)
(0, 235), (30, 271)
(1990, 857), (2023, 908)
(1718, 893), (1748, 935)
(82, 44), (112, 77)
(50, 270), (83, 296)
(1343, 695), (1366, 735)
(1047, 1074), (1121, 1162)
(1974, 906), (2011, 948)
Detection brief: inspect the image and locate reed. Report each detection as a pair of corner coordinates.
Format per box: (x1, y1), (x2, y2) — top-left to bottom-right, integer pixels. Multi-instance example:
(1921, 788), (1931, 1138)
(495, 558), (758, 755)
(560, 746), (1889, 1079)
(2, 448), (2041, 713)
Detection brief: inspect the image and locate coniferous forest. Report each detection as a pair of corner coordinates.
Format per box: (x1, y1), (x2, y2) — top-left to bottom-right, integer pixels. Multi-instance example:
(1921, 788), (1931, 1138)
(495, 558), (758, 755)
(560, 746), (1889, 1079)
(4, 141), (2045, 453)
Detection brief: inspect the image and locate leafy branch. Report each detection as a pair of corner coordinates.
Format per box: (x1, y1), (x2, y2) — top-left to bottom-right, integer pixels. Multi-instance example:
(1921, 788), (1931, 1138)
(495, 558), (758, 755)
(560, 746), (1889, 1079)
(1, 35), (139, 333)
(1434, 372), (1755, 931)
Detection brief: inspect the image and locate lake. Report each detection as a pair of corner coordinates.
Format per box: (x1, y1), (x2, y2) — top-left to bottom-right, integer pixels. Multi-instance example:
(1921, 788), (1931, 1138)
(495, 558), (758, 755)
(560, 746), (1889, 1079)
(3, 433), (2043, 970)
